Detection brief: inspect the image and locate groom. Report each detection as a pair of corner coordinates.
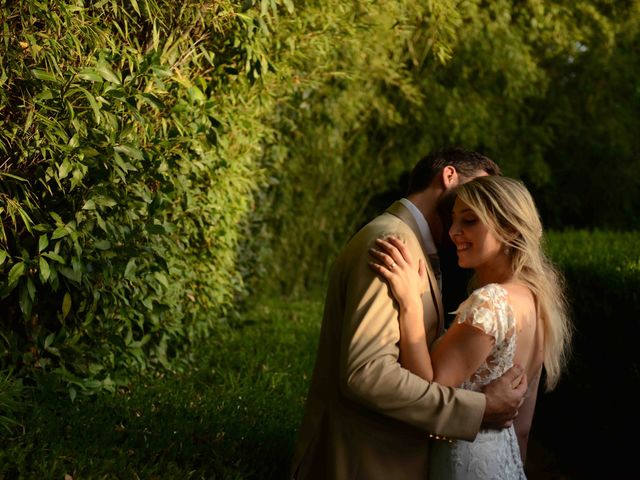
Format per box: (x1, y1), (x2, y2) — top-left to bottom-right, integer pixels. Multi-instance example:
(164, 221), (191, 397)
(290, 148), (528, 479)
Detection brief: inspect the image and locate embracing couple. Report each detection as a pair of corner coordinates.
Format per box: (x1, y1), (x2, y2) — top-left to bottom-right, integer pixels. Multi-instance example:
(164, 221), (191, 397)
(290, 148), (572, 479)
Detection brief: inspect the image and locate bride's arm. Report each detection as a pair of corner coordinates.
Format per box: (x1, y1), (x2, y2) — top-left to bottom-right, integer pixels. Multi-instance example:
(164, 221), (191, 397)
(397, 301), (434, 381)
(369, 237), (493, 387)
(369, 237), (434, 381)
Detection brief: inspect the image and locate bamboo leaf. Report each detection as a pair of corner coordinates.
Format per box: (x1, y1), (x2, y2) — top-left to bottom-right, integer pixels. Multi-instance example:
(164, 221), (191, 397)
(94, 240), (111, 250)
(39, 256), (51, 282)
(77, 68), (103, 82)
(51, 226), (69, 240)
(38, 235), (49, 253)
(154, 272), (169, 288)
(19, 284), (32, 318)
(124, 258), (136, 279)
(62, 293), (72, 320)
(96, 60), (121, 84)
(8, 262), (25, 287)
(114, 144), (143, 161)
(31, 69), (58, 82)
(42, 252), (66, 264)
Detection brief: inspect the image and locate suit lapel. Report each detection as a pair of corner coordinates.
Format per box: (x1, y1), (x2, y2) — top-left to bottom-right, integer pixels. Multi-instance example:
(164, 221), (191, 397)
(385, 201), (445, 333)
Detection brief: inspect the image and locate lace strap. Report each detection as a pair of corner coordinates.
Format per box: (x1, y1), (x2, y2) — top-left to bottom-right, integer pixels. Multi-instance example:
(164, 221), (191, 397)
(454, 283), (515, 344)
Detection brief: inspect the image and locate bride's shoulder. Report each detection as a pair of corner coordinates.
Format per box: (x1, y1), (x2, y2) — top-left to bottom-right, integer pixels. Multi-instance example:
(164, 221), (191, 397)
(469, 283), (509, 302)
(497, 282), (535, 311)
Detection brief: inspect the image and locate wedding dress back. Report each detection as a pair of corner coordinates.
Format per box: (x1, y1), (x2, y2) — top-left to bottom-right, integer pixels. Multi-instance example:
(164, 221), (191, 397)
(430, 283), (527, 479)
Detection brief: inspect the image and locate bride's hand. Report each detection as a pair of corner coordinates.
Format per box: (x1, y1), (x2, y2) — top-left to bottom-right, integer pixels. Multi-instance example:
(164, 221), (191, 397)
(368, 236), (427, 311)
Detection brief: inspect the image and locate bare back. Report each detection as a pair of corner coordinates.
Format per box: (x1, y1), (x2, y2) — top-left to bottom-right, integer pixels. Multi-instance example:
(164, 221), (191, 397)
(501, 282), (544, 462)
(501, 282), (544, 384)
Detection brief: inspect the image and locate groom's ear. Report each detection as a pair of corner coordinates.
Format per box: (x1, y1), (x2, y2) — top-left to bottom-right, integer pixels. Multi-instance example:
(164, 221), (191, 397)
(441, 166), (458, 189)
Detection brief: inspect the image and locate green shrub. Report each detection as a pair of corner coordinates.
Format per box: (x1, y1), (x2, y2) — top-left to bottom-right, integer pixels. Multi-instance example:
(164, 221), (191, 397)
(537, 230), (640, 474)
(0, 370), (23, 435)
(0, 0), (281, 392)
(2, 0), (638, 395)
(0, 0), (469, 391)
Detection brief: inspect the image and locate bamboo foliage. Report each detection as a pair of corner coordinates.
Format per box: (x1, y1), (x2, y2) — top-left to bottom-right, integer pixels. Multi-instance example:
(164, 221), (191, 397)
(1, 0), (638, 392)
(0, 0), (284, 392)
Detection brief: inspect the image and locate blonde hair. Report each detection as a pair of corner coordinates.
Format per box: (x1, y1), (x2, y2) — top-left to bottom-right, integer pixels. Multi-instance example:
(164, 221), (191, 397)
(455, 176), (572, 391)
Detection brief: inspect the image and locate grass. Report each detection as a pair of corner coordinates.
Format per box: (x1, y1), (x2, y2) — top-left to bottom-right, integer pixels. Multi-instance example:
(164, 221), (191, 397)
(0, 296), (323, 479)
(2, 227), (639, 478)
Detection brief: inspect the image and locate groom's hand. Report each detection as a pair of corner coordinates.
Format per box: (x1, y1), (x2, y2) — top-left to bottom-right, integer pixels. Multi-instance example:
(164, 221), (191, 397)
(480, 364), (527, 429)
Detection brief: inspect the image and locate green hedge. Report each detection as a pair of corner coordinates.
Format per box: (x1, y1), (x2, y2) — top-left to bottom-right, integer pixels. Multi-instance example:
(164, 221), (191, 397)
(536, 230), (640, 474)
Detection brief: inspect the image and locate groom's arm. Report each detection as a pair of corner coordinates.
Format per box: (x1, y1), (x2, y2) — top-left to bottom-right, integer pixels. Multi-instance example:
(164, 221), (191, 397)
(338, 232), (485, 441)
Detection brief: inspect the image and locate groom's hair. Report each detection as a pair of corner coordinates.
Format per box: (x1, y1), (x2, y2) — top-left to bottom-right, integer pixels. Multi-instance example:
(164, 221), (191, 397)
(407, 147), (501, 194)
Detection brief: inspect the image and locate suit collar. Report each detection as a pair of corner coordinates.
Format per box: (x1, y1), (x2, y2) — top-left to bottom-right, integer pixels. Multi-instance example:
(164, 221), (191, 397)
(385, 201), (444, 331)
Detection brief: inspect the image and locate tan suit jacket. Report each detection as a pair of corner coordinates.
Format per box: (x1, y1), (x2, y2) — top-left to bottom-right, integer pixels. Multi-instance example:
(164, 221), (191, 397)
(290, 201), (485, 480)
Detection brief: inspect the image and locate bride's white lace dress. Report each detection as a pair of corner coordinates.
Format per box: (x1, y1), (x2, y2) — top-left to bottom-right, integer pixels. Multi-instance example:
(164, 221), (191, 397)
(430, 283), (527, 479)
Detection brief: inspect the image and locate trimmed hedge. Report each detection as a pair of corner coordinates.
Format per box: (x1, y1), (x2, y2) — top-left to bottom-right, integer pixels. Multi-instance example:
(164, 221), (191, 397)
(535, 230), (640, 476)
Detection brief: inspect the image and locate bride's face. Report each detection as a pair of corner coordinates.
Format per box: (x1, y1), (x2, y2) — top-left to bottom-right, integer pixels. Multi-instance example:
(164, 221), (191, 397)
(449, 199), (503, 269)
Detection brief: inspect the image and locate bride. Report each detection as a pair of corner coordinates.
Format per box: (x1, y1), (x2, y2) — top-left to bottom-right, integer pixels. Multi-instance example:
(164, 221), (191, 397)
(369, 176), (572, 479)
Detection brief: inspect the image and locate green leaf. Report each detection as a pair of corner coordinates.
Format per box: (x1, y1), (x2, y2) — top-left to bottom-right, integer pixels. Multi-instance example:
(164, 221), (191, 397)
(140, 93), (165, 110)
(27, 277), (36, 300)
(187, 86), (206, 103)
(58, 158), (72, 179)
(0, 250), (7, 266)
(77, 68), (103, 82)
(94, 196), (117, 208)
(62, 293), (72, 320)
(96, 59), (121, 84)
(124, 258), (136, 279)
(8, 262), (25, 287)
(42, 252), (65, 264)
(35, 88), (54, 101)
(82, 199), (96, 210)
(50, 211), (63, 225)
(51, 226), (69, 240)
(39, 256), (51, 282)
(19, 284), (32, 318)
(146, 224), (166, 235)
(79, 147), (100, 158)
(38, 234), (49, 253)
(154, 272), (169, 288)
(31, 69), (58, 82)
(94, 240), (111, 250)
(114, 144), (143, 161)
(81, 88), (102, 124)
(69, 387), (77, 402)
(59, 267), (81, 283)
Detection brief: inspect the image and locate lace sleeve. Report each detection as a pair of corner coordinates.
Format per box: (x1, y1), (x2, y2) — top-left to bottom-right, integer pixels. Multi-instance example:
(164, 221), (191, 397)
(454, 284), (513, 345)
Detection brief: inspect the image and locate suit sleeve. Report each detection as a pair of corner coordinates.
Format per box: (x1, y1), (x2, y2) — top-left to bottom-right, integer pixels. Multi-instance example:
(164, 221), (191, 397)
(338, 234), (485, 441)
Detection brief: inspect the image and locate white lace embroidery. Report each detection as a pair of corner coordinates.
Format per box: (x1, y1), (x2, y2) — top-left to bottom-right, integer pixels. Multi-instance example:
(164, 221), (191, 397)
(430, 283), (527, 479)
(454, 283), (517, 392)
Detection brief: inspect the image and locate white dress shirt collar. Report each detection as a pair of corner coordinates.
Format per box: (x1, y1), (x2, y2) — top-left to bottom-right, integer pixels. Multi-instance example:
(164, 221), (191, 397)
(399, 198), (438, 255)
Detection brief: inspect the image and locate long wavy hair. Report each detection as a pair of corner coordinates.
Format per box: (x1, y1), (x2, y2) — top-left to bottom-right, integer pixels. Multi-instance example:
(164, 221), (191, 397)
(455, 176), (572, 391)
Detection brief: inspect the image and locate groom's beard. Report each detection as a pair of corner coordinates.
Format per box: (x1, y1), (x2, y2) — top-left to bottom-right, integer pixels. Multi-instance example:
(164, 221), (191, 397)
(436, 191), (457, 249)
